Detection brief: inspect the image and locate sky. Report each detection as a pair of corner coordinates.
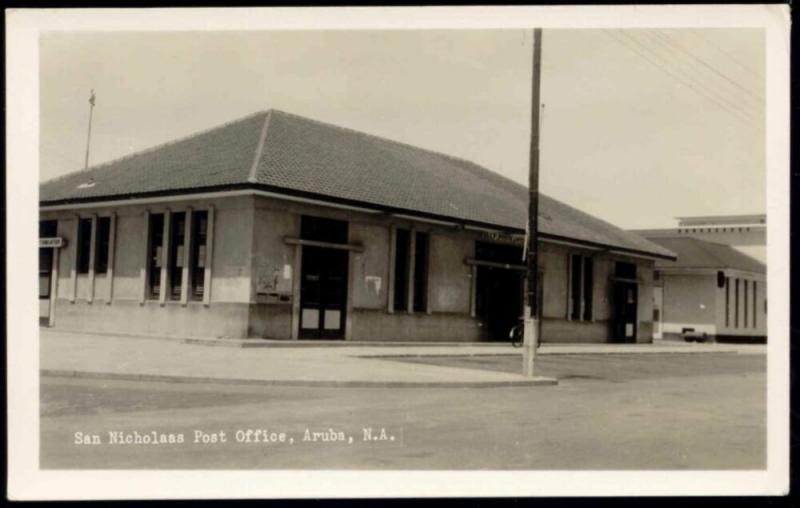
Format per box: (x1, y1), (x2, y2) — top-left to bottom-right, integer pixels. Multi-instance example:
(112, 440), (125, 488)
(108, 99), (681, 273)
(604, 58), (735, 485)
(39, 29), (765, 229)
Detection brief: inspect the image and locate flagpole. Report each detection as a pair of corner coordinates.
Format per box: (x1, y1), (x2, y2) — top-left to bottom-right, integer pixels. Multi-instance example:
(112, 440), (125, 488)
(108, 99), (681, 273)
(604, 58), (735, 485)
(84, 89), (96, 169)
(523, 28), (543, 378)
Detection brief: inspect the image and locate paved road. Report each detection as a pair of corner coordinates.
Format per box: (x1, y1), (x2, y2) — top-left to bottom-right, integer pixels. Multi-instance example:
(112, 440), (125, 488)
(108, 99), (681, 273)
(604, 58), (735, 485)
(40, 352), (765, 470)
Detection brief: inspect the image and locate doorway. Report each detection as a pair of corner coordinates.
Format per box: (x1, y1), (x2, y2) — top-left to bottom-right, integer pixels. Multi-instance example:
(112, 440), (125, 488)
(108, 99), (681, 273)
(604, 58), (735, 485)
(39, 247), (54, 326)
(653, 286), (663, 339)
(613, 282), (638, 342)
(476, 266), (523, 341)
(299, 246), (348, 340)
(39, 220), (58, 326)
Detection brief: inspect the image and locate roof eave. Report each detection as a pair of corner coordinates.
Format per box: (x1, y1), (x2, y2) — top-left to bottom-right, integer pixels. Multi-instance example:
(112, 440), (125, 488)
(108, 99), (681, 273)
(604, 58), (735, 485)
(40, 183), (675, 261)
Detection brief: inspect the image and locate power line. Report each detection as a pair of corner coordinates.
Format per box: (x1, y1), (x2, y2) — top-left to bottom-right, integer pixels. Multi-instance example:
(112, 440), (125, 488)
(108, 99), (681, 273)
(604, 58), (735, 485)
(648, 30), (764, 103)
(603, 30), (759, 128)
(615, 30), (759, 122)
(638, 31), (763, 122)
(685, 30), (763, 79)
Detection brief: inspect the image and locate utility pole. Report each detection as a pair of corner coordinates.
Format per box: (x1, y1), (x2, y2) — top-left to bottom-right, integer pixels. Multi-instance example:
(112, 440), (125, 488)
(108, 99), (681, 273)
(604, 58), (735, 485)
(84, 89), (96, 169)
(523, 28), (543, 378)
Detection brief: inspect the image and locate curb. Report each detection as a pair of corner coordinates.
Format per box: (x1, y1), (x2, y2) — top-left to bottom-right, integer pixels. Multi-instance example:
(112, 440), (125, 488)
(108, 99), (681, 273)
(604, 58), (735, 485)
(181, 338), (510, 349)
(41, 369), (559, 389)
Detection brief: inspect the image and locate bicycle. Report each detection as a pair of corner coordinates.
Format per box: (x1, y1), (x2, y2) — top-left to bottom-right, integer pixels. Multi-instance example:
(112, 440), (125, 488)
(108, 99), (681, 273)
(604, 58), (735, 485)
(509, 318), (524, 348)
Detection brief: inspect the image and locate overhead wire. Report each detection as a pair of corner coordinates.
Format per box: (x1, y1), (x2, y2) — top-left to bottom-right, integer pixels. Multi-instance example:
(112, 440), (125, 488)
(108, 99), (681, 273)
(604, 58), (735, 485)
(602, 29), (760, 129)
(647, 30), (764, 104)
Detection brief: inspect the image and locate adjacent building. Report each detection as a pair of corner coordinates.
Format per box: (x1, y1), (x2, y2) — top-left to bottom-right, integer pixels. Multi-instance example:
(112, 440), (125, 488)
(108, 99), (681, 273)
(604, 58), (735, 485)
(39, 109), (675, 343)
(632, 214), (766, 264)
(647, 236), (767, 343)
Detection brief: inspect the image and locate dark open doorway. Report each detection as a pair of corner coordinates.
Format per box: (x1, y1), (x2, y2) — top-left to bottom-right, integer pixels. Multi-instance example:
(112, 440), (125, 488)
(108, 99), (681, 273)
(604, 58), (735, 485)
(39, 220), (58, 326)
(612, 262), (638, 342)
(474, 241), (525, 342)
(300, 246), (348, 340)
(476, 265), (524, 341)
(298, 216), (349, 340)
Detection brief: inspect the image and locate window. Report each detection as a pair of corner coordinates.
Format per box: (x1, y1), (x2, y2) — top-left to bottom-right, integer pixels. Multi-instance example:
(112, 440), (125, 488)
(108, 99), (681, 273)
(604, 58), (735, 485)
(413, 231), (429, 313)
(615, 261), (637, 280)
(167, 212), (186, 300)
(95, 217), (111, 274)
(475, 241), (523, 265)
(725, 277), (730, 327)
(582, 256), (593, 320)
(653, 270), (661, 282)
(734, 278), (740, 328)
(190, 211), (208, 300)
(570, 254), (594, 321)
(147, 214), (165, 299)
(301, 215), (348, 244)
(743, 280), (749, 328)
(393, 229), (410, 312)
(753, 281), (757, 328)
(76, 217), (92, 274)
(393, 228), (429, 313)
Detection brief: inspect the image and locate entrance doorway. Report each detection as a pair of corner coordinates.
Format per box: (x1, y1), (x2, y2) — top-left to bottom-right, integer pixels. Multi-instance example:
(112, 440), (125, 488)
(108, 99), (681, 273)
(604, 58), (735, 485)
(653, 286), (663, 339)
(476, 266), (524, 341)
(39, 220), (58, 326)
(298, 216), (350, 340)
(612, 261), (639, 342)
(474, 241), (526, 342)
(613, 282), (638, 342)
(299, 246), (348, 339)
(39, 247), (54, 326)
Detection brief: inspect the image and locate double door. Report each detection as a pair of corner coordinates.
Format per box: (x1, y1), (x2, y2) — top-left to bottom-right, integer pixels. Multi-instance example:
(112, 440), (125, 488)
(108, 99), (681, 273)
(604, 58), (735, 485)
(299, 246), (348, 340)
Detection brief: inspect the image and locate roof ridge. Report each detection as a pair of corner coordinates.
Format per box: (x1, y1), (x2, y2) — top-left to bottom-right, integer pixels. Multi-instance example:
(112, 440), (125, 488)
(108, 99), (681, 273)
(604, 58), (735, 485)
(248, 110), (273, 183)
(41, 110), (269, 186)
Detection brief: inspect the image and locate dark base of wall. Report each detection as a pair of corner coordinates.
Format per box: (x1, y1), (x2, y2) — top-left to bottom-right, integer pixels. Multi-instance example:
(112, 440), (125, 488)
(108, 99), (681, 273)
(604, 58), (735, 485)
(715, 335), (767, 344)
(662, 332), (766, 344)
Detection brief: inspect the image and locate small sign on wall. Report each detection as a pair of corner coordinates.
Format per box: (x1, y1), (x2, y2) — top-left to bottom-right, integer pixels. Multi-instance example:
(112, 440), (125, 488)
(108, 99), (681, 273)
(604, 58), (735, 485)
(365, 275), (382, 295)
(256, 263), (293, 297)
(39, 237), (65, 248)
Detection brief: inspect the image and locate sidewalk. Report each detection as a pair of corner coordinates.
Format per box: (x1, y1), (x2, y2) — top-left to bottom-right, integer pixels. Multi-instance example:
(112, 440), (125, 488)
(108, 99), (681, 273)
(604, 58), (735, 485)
(40, 329), (763, 388)
(40, 329), (556, 388)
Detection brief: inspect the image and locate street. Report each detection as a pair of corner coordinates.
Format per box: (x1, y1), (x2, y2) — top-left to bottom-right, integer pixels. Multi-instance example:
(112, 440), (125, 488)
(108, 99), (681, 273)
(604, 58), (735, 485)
(40, 352), (765, 470)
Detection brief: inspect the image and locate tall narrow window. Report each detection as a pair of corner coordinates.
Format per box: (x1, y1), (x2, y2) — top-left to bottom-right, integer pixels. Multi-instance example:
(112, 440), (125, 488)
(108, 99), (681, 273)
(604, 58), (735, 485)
(570, 254), (594, 321)
(412, 231), (429, 313)
(753, 281), (757, 328)
(147, 214), (165, 299)
(734, 278), (740, 328)
(570, 254), (582, 321)
(725, 277), (730, 327)
(392, 229), (410, 312)
(95, 217), (111, 274)
(168, 212), (186, 300)
(743, 280), (749, 328)
(582, 256), (593, 321)
(190, 210), (208, 300)
(76, 218), (93, 274)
